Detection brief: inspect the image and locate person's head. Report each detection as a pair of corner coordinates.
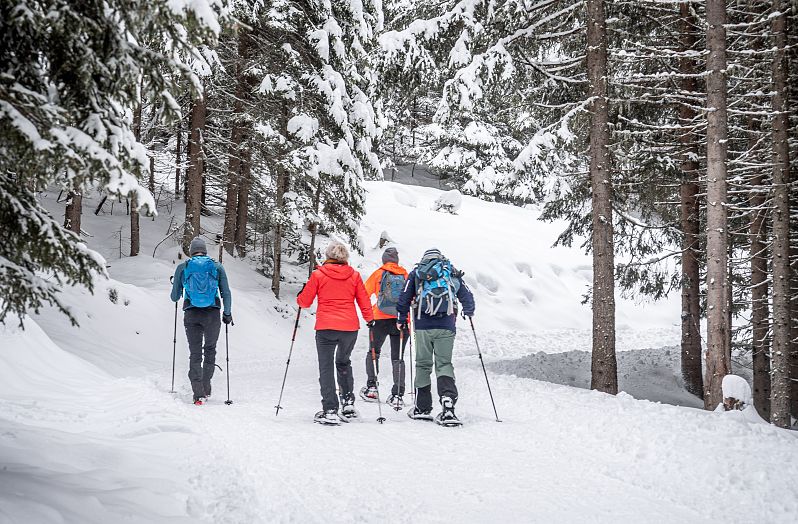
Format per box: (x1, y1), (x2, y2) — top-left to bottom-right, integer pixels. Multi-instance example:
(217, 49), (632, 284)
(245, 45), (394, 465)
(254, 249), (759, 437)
(189, 237), (207, 257)
(421, 247), (442, 261)
(325, 241), (349, 264)
(382, 247), (399, 264)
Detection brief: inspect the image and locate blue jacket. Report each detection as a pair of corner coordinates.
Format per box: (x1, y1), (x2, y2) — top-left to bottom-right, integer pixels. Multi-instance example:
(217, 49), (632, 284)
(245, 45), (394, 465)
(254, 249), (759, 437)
(170, 257), (232, 315)
(397, 269), (475, 332)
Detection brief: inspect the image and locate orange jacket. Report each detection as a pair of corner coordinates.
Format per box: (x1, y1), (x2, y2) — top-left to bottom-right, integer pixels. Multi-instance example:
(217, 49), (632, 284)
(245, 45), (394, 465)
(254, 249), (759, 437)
(364, 262), (409, 320)
(297, 262), (373, 331)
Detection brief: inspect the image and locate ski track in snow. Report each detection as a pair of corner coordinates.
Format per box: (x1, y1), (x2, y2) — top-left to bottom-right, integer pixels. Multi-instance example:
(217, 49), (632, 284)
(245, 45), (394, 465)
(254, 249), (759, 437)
(2, 182), (798, 523)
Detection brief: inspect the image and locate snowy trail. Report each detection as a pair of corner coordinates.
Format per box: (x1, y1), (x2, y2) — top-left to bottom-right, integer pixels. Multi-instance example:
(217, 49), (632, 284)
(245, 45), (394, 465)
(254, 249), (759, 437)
(3, 182), (798, 523)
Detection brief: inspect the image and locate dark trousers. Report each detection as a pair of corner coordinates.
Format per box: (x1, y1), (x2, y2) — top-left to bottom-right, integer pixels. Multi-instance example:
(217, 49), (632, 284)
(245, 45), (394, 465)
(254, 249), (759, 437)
(184, 307), (221, 398)
(316, 329), (358, 411)
(365, 319), (409, 395)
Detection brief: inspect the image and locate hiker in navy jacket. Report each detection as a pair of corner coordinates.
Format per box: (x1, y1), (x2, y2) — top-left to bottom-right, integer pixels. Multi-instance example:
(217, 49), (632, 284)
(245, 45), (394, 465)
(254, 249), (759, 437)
(171, 237), (232, 404)
(397, 248), (475, 424)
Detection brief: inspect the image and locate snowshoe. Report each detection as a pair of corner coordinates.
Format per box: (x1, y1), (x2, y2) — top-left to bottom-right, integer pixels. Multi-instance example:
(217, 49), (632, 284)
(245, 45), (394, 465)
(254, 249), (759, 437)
(193, 396), (206, 406)
(314, 409), (343, 426)
(387, 394), (404, 411)
(435, 397), (462, 427)
(340, 393), (359, 419)
(359, 386), (379, 403)
(407, 406), (433, 421)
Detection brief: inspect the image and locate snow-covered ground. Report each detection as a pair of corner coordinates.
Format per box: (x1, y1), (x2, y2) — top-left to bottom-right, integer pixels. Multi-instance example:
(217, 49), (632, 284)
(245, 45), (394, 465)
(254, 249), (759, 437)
(2, 181), (797, 523)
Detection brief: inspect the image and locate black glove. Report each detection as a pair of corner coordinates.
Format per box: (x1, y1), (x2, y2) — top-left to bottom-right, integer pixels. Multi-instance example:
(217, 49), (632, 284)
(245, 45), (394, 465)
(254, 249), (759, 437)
(223, 314), (233, 325)
(397, 320), (408, 331)
(366, 320), (376, 329)
(462, 311), (474, 319)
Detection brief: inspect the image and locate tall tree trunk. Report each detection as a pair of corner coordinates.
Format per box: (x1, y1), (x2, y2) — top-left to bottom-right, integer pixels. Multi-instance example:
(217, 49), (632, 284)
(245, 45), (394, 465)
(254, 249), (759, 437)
(64, 192), (82, 234)
(307, 180), (322, 278)
(679, 1), (703, 398)
(769, 1), (792, 427)
(234, 146), (251, 258)
(130, 96), (142, 257)
(703, 0), (731, 410)
(750, 128), (771, 420)
(183, 93), (206, 254)
(586, 0), (617, 394)
(175, 112), (182, 199)
(272, 102), (289, 298)
(222, 32), (250, 256)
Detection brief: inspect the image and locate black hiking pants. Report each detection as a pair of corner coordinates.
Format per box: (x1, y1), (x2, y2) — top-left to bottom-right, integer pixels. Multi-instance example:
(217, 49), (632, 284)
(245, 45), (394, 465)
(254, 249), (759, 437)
(365, 319), (409, 395)
(184, 307), (221, 399)
(316, 329), (358, 411)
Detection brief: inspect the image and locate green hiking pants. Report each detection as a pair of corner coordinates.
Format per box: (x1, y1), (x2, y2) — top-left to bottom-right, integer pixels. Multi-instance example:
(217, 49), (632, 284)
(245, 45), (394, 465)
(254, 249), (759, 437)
(414, 329), (455, 388)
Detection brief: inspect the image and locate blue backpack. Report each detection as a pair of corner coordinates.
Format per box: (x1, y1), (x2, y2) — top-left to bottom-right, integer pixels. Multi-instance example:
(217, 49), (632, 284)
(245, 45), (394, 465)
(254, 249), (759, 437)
(415, 257), (461, 317)
(183, 256), (219, 308)
(377, 270), (406, 316)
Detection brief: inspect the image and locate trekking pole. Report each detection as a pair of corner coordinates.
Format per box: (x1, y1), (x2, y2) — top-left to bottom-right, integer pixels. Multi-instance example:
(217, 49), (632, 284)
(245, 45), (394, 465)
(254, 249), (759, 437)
(170, 302), (177, 393)
(408, 313), (416, 398)
(369, 328), (386, 424)
(275, 308), (301, 415)
(469, 317), (501, 422)
(224, 323), (233, 405)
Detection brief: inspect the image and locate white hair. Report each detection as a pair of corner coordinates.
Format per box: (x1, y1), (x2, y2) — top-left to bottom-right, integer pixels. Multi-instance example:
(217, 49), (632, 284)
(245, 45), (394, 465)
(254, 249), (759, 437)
(325, 241), (349, 263)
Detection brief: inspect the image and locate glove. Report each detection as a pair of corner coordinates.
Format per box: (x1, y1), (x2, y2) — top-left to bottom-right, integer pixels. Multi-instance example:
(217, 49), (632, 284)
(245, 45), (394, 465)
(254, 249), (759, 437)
(366, 320), (376, 329)
(462, 311), (474, 319)
(223, 314), (233, 325)
(397, 320), (408, 331)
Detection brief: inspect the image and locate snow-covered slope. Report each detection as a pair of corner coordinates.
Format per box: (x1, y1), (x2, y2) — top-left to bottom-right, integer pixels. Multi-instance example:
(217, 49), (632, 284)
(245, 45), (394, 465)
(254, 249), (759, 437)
(1, 182), (797, 523)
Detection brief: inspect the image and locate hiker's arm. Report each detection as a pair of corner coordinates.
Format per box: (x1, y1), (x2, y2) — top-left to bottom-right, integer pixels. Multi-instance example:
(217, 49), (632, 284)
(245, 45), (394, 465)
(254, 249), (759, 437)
(170, 263), (184, 302)
(354, 274), (374, 322)
(457, 279), (475, 316)
(397, 271), (416, 319)
(217, 264), (232, 315)
(296, 273), (318, 308)
(363, 269), (379, 300)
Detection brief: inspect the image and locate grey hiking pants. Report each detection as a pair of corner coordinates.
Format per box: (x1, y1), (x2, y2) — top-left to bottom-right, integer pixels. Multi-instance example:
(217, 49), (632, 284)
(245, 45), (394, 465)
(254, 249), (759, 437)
(365, 319), (409, 395)
(414, 328), (458, 411)
(316, 329), (358, 411)
(184, 307), (221, 398)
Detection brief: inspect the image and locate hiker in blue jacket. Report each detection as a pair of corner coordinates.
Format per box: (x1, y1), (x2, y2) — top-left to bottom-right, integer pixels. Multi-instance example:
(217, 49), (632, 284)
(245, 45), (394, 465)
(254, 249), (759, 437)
(397, 248), (475, 425)
(170, 237), (232, 404)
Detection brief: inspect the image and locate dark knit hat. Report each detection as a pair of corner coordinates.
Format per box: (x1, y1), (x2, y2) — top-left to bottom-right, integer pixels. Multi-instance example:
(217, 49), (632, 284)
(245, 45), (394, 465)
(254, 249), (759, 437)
(189, 237), (207, 256)
(382, 247), (399, 264)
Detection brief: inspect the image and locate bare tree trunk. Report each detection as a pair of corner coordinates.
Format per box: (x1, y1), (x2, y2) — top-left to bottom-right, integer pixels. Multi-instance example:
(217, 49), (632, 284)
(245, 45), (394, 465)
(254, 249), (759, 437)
(307, 180), (322, 278)
(750, 142), (771, 420)
(703, 0), (731, 410)
(183, 93), (206, 254)
(130, 96), (142, 257)
(175, 113), (182, 199)
(769, 1), (792, 427)
(679, 1), (703, 398)
(586, 0), (617, 394)
(64, 192), (82, 234)
(234, 147), (251, 258)
(272, 103), (289, 298)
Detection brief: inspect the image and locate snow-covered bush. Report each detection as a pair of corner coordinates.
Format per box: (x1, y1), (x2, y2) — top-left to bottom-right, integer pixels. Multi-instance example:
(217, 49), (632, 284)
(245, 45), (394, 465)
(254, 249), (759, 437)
(434, 190), (463, 214)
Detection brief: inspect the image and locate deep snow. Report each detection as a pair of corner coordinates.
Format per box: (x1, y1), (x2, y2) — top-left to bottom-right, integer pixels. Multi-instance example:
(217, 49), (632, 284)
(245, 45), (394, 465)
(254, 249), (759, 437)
(1, 181), (797, 523)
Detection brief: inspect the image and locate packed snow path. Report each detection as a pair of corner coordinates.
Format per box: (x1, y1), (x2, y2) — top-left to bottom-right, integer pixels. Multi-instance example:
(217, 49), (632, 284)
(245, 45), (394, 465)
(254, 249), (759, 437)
(2, 182), (797, 523)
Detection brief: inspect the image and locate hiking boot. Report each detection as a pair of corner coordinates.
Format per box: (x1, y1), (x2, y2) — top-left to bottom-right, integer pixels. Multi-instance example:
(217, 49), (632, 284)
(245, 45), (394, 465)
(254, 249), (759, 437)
(340, 393), (359, 419)
(193, 396), (206, 406)
(407, 406), (433, 421)
(387, 394), (404, 410)
(314, 409), (342, 426)
(435, 396), (462, 426)
(359, 385), (379, 402)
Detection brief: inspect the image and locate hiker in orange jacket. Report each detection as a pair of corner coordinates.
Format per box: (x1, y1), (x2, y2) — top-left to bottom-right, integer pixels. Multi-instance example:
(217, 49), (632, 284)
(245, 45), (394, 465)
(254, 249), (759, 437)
(359, 247), (410, 409)
(297, 241), (374, 425)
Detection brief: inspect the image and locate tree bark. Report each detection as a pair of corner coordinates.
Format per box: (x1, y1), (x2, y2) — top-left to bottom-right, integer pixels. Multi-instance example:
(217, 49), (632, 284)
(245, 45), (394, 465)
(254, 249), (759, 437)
(175, 112), (182, 199)
(272, 102), (290, 298)
(183, 93), (206, 254)
(586, 0), (617, 394)
(703, 0), (731, 410)
(234, 146), (251, 258)
(64, 192), (82, 234)
(769, 1), (791, 427)
(307, 180), (322, 278)
(678, 1), (704, 398)
(130, 96), (142, 257)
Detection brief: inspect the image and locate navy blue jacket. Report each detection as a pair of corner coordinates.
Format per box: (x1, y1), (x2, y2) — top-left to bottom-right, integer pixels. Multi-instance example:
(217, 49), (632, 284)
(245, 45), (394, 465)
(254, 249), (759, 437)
(170, 257), (232, 315)
(397, 269), (475, 332)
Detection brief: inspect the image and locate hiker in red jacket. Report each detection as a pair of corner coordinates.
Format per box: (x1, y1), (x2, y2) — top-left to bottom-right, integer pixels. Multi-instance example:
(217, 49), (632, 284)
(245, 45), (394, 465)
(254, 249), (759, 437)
(297, 241), (374, 425)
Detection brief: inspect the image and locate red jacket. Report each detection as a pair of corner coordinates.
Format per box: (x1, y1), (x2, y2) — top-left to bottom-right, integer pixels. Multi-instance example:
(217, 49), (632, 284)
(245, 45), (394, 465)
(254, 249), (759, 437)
(364, 262), (408, 320)
(297, 262), (374, 331)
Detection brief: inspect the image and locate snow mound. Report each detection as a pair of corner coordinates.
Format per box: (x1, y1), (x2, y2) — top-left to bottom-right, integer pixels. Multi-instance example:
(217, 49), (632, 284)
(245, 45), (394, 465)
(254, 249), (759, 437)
(433, 189), (462, 213)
